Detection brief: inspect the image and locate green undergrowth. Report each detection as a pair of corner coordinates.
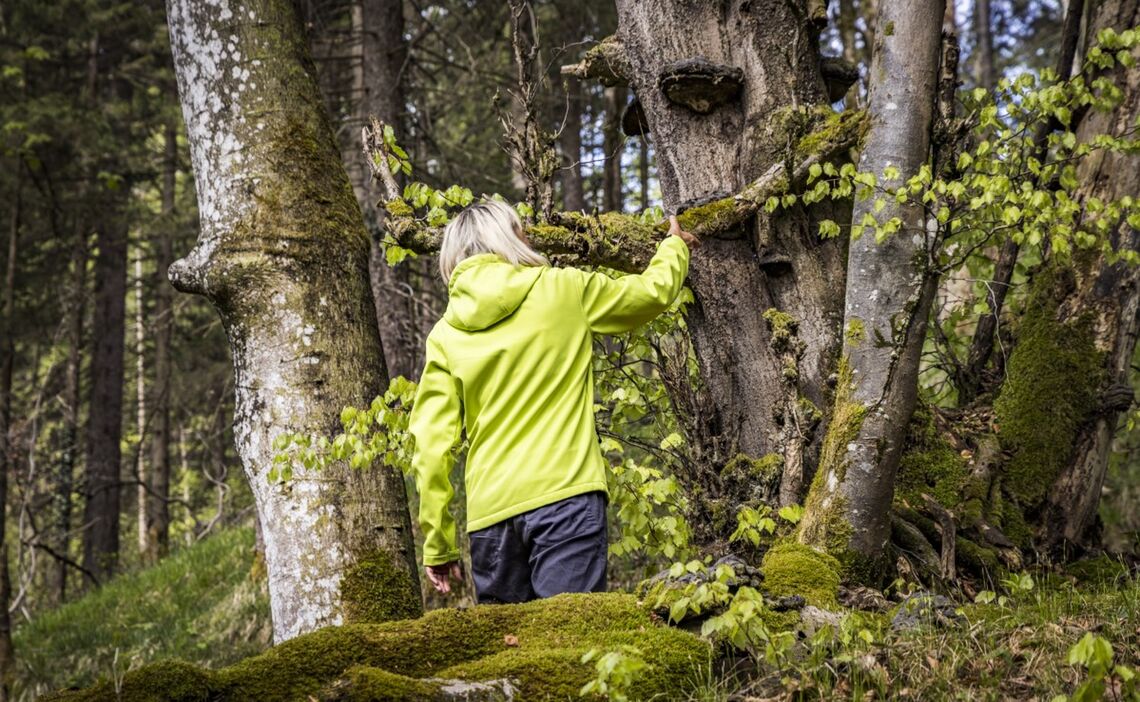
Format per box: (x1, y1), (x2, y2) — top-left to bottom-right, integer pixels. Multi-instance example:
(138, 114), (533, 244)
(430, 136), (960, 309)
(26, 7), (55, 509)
(43, 593), (711, 702)
(691, 572), (1139, 701)
(14, 527), (271, 701)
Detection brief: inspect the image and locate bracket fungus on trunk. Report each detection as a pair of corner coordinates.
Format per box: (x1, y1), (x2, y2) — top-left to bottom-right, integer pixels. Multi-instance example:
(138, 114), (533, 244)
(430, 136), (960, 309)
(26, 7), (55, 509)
(657, 57), (744, 114)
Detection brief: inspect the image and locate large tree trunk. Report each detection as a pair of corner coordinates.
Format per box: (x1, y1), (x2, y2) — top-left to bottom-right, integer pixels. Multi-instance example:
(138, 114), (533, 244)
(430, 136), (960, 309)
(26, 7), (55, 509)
(82, 215), (127, 583)
(166, 0), (421, 641)
(613, 0), (849, 545)
(1009, 0), (1140, 555)
(146, 122), (177, 562)
(798, 0), (945, 573)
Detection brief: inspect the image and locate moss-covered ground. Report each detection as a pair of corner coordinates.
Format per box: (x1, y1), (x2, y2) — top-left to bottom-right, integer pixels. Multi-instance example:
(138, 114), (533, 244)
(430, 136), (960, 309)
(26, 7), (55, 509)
(42, 592), (711, 701)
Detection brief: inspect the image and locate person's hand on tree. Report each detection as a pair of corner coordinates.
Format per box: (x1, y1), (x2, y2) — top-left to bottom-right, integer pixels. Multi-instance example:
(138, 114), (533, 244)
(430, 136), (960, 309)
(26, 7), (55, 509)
(425, 561), (463, 594)
(668, 215), (699, 248)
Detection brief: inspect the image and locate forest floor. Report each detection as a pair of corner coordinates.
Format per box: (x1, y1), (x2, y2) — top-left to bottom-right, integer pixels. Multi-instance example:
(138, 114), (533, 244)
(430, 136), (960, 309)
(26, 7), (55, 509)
(13, 526), (1139, 701)
(703, 565), (1139, 701)
(12, 527), (271, 701)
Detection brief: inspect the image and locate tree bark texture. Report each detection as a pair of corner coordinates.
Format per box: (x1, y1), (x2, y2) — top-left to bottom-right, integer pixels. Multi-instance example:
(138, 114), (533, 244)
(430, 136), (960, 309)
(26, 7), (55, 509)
(146, 121), (177, 562)
(82, 215), (127, 583)
(798, 0), (946, 571)
(166, 0), (421, 641)
(1023, 0), (1140, 554)
(973, 0), (996, 89)
(0, 161), (19, 700)
(134, 252), (148, 559)
(614, 0), (849, 536)
(602, 85), (626, 212)
(560, 76), (586, 212)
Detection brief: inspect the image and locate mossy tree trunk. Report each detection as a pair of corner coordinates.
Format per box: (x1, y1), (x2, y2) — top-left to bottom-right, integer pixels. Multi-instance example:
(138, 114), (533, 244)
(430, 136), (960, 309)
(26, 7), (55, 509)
(798, 0), (945, 574)
(613, 0), (850, 545)
(166, 0), (421, 641)
(1001, 0), (1140, 556)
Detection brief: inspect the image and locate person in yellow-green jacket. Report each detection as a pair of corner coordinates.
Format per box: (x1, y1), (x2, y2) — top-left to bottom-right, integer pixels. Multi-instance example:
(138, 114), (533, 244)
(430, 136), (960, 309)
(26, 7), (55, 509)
(408, 199), (695, 603)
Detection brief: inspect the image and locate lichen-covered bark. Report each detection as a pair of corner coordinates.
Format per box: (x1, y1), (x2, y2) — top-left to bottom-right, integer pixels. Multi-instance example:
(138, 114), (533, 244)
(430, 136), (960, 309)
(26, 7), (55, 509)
(166, 0), (420, 641)
(798, 0), (945, 575)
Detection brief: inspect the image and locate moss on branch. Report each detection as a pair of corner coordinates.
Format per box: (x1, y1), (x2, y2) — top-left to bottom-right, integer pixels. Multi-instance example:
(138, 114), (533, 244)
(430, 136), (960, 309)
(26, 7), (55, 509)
(559, 35), (631, 86)
(384, 110), (868, 272)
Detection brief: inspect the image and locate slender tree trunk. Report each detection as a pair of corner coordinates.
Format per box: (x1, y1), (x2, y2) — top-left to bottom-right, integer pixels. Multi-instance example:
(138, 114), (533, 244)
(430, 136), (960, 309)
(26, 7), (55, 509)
(638, 136), (650, 211)
(357, 0), (423, 382)
(134, 251), (148, 559)
(52, 225), (87, 603)
(561, 76), (586, 212)
(838, 0), (860, 105)
(798, 0), (945, 572)
(0, 160), (20, 701)
(958, 0), (1087, 406)
(602, 85), (626, 212)
(147, 122), (176, 561)
(82, 214), (127, 583)
(166, 0), (421, 641)
(973, 0), (996, 90)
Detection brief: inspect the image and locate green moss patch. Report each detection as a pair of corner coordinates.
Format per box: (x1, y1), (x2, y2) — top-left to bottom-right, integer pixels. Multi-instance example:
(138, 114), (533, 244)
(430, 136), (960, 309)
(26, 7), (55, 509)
(1065, 555), (1132, 585)
(797, 355), (864, 563)
(894, 404), (975, 516)
(44, 593), (711, 702)
(339, 550), (421, 624)
(993, 265), (1105, 509)
(761, 542), (841, 608)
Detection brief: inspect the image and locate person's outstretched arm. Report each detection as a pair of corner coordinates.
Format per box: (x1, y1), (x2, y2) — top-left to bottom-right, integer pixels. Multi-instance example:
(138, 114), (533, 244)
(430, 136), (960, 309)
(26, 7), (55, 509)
(408, 335), (463, 582)
(577, 216), (696, 334)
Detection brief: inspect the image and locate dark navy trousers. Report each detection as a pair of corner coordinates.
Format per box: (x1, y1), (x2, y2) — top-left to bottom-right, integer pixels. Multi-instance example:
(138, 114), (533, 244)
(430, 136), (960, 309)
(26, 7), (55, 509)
(469, 491), (608, 603)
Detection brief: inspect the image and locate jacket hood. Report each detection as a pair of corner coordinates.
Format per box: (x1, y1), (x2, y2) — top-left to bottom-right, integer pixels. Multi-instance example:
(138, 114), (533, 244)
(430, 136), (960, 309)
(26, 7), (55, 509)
(443, 254), (544, 331)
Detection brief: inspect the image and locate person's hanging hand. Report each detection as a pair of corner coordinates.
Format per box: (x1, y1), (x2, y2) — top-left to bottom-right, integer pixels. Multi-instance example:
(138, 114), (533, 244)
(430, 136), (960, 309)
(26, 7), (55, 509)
(668, 215), (699, 248)
(425, 561), (463, 594)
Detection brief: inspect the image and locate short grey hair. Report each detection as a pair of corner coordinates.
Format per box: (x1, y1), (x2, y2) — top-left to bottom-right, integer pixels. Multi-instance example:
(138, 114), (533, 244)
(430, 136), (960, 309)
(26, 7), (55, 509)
(438, 200), (549, 283)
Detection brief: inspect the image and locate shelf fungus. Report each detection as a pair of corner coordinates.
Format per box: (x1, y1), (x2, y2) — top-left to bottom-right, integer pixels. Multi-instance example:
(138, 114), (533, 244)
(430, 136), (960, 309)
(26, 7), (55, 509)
(657, 57), (744, 114)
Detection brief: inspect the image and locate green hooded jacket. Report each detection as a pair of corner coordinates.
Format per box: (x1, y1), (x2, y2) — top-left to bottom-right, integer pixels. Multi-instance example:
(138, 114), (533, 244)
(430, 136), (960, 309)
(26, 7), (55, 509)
(409, 235), (691, 566)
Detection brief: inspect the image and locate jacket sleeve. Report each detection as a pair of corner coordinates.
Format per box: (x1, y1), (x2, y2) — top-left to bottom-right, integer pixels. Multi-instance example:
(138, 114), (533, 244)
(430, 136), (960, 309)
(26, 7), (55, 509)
(408, 335), (463, 566)
(577, 235), (691, 334)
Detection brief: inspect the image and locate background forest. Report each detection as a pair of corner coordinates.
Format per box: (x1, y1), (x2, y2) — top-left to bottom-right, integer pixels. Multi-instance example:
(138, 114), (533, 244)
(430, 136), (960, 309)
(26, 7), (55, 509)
(1, 0), (1139, 700)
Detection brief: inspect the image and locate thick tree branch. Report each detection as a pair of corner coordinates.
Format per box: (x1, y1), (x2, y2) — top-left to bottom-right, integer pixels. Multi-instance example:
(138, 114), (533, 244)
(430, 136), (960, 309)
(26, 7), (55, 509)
(559, 36), (631, 86)
(364, 111), (866, 272)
